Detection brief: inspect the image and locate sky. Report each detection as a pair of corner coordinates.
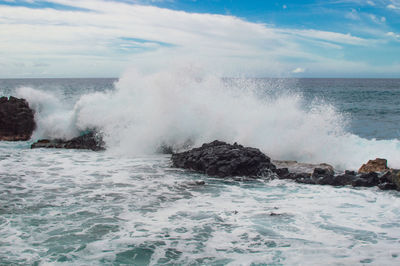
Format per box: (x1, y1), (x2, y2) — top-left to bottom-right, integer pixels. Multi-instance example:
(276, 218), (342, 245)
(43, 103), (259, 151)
(0, 0), (400, 78)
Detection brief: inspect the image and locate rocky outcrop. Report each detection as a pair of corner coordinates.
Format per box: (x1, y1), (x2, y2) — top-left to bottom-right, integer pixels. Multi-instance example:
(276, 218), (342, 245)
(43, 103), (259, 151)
(172, 142), (400, 192)
(358, 158), (389, 173)
(354, 159), (400, 191)
(171, 140), (276, 178)
(0, 96), (35, 141)
(31, 132), (105, 151)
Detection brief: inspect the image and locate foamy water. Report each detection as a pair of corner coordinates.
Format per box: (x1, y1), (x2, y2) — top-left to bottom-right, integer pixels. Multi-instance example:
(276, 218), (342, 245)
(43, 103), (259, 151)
(1, 142), (399, 265)
(1, 69), (400, 265)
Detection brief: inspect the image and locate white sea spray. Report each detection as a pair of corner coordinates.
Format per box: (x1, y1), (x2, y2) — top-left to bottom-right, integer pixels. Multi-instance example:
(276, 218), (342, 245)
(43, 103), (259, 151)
(15, 66), (400, 170)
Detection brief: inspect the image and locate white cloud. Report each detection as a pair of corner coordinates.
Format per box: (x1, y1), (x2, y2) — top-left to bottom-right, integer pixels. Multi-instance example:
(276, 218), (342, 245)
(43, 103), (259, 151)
(387, 32), (400, 38)
(367, 0), (375, 6)
(368, 13), (386, 24)
(292, 67), (305, 73)
(0, 0), (388, 77)
(280, 29), (370, 46)
(387, 4), (398, 9)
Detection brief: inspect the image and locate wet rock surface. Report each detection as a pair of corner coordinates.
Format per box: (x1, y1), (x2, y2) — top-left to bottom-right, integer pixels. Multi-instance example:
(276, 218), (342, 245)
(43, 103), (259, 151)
(0, 96), (36, 141)
(171, 140), (276, 178)
(281, 164), (398, 190)
(378, 169), (400, 191)
(31, 132), (105, 151)
(352, 172), (380, 187)
(172, 141), (400, 192)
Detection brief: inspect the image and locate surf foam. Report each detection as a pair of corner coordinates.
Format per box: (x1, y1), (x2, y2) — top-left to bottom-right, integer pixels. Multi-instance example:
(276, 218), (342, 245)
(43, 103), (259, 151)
(15, 66), (400, 170)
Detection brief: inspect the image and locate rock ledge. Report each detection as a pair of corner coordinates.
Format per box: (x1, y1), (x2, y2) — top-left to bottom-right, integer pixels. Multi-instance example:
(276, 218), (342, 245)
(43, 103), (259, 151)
(31, 132), (105, 151)
(172, 140), (276, 178)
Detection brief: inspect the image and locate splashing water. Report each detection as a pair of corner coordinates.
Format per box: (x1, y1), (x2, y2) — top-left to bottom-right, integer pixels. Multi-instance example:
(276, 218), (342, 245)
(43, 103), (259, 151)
(15, 66), (400, 170)
(2, 69), (400, 265)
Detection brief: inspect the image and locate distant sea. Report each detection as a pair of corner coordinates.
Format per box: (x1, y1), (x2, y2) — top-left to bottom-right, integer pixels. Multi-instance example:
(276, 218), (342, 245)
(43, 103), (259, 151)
(1, 76), (399, 265)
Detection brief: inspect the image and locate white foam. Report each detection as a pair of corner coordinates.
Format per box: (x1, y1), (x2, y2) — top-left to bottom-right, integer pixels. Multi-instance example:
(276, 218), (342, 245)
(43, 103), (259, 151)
(16, 65), (400, 170)
(1, 143), (399, 264)
(15, 86), (79, 140)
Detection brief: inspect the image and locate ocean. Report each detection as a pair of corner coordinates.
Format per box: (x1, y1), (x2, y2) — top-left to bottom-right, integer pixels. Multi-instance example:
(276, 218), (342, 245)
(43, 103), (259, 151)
(1, 70), (400, 265)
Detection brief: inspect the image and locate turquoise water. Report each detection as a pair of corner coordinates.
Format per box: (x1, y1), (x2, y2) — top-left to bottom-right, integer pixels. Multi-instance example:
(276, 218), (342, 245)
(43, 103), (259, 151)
(1, 142), (399, 265)
(1, 77), (400, 265)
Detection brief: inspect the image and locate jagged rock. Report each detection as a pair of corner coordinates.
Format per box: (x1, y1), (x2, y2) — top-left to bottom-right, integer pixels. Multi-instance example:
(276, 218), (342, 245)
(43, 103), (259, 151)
(332, 171), (356, 186)
(378, 182), (398, 190)
(171, 140), (276, 178)
(275, 168), (290, 179)
(171, 140), (400, 191)
(390, 170), (400, 189)
(344, 170), (357, 176)
(31, 132), (105, 151)
(312, 168), (335, 185)
(358, 158), (389, 173)
(273, 160), (334, 174)
(352, 172), (380, 187)
(293, 173), (315, 184)
(379, 170), (400, 191)
(0, 96), (35, 141)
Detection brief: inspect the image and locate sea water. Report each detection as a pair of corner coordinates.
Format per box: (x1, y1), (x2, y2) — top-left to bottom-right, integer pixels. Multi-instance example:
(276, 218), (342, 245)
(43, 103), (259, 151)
(0, 69), (399, 265)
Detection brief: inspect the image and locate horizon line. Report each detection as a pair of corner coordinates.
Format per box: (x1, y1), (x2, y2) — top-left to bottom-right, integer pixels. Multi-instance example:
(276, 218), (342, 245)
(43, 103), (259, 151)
(1, 77), (400, 80)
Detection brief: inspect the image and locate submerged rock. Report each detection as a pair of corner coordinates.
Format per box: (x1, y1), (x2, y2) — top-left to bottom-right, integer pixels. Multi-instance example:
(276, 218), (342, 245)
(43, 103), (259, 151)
(171, 140), (276, 178)
(358, 158), (389, 173)
(0, 96), (35, 141)
(31, 132), (105, 151)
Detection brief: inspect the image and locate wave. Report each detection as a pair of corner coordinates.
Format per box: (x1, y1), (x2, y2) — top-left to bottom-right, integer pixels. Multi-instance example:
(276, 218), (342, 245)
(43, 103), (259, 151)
(15, 65), (400, 170)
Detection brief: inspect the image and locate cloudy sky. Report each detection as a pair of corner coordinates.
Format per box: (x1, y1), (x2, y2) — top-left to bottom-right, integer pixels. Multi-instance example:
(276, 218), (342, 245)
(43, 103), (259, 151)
(1, 0), (400, 78)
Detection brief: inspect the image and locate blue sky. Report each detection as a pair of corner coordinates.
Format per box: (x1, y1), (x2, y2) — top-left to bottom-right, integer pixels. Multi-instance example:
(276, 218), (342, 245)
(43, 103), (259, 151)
(0, 0), (399, 77)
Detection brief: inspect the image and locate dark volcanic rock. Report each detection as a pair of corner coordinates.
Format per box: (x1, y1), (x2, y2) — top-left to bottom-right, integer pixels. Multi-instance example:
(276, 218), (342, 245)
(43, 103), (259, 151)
(275, 168), (290, 179)
(378, 182), (398, 190)
(172, 140), (400, 191)
(31, 132), (105, 151)
(0, 96), (35, 141)
(378, 170), (400, 191)
(352, 172), (380, 187)
(312, 168), (335, 185)
(345, 170), (357, 176)
(171, 140), (276, 178)
(332, 172), (356, 186)
(292, 173), (315, 184)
